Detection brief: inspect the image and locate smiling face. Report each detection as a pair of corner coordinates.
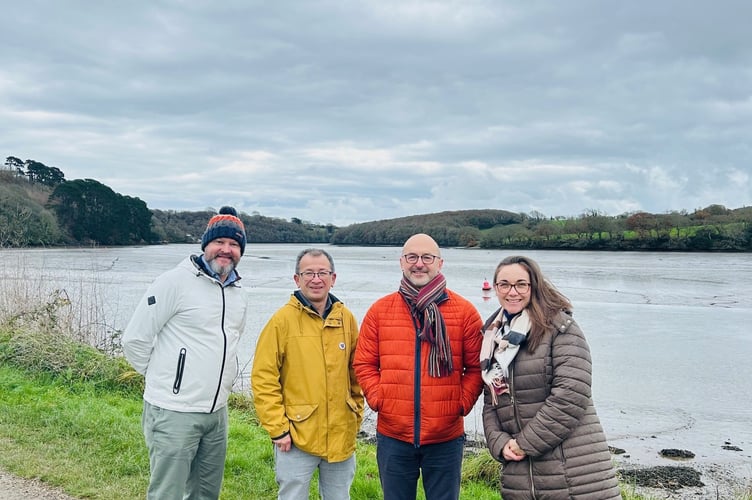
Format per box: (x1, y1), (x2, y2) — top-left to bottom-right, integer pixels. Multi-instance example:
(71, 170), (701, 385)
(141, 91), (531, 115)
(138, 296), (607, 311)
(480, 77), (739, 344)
(400, 233), (443, 288)
(204, 237), (242, 280)
(293, 252), (336, 309)
(494, 263), (532, 314)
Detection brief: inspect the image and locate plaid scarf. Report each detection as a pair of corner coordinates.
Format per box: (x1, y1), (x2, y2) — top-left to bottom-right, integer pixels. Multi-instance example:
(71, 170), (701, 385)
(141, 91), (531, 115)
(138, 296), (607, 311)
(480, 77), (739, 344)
(399, 273), (452, 377)
(479, 309), (530, 404)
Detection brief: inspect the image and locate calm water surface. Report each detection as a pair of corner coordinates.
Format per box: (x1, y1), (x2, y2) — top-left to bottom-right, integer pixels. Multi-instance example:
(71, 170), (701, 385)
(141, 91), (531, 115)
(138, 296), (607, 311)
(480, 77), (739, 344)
(2, 244), (751, 472)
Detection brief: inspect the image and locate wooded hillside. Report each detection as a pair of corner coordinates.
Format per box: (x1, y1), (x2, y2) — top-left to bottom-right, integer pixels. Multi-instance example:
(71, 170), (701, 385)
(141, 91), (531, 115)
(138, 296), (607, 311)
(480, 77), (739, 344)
(2, 157), (751, 251)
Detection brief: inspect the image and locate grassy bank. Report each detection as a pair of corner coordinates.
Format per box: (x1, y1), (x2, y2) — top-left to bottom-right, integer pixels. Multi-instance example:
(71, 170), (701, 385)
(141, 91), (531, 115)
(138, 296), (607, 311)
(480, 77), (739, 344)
(4, 255), (752, 499)
(0, 326), (507, 499)
(0, 271), (508, 498)
(3, 262), (752, 500)
(0, 362), (391, 499)
(6, 287), (748, 500)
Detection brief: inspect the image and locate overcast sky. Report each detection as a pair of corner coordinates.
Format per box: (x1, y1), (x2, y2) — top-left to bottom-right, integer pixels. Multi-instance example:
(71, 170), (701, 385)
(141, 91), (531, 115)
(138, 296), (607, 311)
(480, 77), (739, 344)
(2, 1), (750, 226)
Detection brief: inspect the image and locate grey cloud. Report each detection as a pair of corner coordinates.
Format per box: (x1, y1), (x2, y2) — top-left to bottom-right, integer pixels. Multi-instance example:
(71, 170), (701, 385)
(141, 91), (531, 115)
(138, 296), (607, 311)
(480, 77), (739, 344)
(1, 0), (749, 225)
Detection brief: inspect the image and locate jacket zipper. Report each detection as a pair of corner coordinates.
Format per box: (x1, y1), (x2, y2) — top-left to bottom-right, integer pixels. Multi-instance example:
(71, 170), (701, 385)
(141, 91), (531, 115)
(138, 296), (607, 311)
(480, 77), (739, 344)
(510, 363), (537, 499)
(413, 320), (422, 447)
(172, 348), (186, 394)
(210, 284), (229, 413)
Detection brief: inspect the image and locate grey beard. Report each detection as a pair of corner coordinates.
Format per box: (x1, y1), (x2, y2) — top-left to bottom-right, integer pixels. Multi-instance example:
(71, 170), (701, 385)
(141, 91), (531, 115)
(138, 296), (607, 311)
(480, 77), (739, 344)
(208, 258), (235, 277)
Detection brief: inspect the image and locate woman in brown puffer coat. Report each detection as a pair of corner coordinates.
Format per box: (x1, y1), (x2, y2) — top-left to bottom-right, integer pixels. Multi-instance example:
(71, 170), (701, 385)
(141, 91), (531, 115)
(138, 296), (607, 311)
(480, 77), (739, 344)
(480, 255), (620, 499)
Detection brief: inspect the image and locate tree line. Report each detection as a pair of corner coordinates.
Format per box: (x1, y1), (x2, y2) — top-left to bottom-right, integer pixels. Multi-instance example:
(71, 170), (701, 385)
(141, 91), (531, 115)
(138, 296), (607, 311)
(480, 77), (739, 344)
(330, 206), (752, 251)
(1, 157), (331, 247)
(2, 159), (152, 246)
(2, 156), (751, 251)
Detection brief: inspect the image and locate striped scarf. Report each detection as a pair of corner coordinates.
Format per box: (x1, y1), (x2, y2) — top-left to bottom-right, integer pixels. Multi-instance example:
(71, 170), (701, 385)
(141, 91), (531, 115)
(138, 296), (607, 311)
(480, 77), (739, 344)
(399, 273), (452, 377)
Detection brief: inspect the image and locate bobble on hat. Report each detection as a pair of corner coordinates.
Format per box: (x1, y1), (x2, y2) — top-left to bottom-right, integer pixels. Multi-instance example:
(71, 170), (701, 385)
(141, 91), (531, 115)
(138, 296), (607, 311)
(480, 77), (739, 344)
(201, 206), (247, 255)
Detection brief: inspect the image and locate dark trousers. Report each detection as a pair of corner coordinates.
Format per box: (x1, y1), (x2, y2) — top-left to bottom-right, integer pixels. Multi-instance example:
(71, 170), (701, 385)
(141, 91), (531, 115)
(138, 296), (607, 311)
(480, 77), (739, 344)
(376, 432), (465, 500)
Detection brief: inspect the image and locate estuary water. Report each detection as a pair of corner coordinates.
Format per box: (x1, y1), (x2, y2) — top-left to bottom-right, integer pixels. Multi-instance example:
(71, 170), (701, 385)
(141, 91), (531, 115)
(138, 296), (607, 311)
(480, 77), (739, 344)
(1, 244), (751, 479)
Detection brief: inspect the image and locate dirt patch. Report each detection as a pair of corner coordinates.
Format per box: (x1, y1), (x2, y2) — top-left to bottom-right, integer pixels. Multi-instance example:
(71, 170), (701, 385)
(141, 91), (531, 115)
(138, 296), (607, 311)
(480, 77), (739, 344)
(617, 465), (703, 489)
(659, 448), (695, 459)
(0, 469), (77, 500)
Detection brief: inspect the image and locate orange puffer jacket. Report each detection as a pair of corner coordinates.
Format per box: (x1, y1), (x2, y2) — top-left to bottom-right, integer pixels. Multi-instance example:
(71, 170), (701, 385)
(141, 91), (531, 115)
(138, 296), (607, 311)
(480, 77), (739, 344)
(354, 289), (483, 446)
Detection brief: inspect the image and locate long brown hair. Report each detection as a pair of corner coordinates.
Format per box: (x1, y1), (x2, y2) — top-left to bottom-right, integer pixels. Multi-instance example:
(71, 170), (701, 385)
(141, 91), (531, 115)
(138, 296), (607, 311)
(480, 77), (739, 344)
(493, 255), (572, 353)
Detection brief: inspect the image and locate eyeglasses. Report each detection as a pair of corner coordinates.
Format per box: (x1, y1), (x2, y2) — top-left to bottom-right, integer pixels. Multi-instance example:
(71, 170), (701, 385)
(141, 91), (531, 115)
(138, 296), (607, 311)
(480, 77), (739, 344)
(494, 281), (531, 294)
(298, 271), (333, 280)
(402, 253), (439, 264)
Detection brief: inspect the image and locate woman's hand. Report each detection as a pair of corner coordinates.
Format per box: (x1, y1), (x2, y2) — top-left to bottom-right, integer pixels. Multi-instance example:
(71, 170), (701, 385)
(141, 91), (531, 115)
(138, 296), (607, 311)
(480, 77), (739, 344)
(502, 438), (526, 461)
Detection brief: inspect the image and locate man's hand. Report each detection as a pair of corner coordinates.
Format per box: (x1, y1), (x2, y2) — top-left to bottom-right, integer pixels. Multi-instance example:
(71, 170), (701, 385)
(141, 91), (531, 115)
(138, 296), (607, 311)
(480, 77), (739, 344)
(273, 434), (292, 452)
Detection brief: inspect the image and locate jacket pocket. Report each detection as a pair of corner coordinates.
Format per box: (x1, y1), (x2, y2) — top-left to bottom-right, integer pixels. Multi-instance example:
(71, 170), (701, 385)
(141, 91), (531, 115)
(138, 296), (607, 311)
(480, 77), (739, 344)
(345, 396), (362, 431)
(285, 404), (319, 450)
(285, 403), (317, 423)
(172, 348), (186, 394)
(345, 397), (360, 413)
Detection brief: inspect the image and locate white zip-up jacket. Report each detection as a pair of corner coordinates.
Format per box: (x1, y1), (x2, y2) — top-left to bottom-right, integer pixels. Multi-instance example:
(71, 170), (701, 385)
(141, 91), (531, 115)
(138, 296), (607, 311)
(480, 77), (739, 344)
(123, 255), (249, 413)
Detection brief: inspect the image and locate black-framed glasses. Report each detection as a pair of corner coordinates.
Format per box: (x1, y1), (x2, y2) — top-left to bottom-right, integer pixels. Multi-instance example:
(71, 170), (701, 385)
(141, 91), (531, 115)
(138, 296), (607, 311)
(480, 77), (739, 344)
(298, 270), (333, 280)
(402, 253), (439, 264)
(494, 281), (531, 293)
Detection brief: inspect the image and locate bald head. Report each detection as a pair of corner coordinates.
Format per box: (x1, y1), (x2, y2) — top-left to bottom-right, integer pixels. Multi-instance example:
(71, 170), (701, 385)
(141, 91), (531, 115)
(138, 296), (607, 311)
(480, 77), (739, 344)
(400, 233), (443, 288)
(402, 233), (440, 256)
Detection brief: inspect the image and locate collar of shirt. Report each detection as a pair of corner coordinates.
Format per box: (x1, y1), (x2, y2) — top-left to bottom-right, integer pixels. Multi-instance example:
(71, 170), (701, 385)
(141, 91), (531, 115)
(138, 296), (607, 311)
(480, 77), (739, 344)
(294, 290), (333, 318)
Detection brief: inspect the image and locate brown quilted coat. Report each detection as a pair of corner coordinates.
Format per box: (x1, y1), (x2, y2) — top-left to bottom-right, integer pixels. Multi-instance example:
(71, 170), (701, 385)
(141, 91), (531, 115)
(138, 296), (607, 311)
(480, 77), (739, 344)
(481, 309), (620, 499)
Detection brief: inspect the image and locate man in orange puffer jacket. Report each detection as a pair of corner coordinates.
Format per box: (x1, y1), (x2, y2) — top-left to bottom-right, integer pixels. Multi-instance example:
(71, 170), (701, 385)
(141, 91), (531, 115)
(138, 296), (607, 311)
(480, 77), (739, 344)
(354, 233), (483, 500)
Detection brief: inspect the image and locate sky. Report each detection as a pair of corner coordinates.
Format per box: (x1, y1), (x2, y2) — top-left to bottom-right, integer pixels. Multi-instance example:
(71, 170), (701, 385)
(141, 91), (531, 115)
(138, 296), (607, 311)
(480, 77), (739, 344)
(2, 1), (750, 226)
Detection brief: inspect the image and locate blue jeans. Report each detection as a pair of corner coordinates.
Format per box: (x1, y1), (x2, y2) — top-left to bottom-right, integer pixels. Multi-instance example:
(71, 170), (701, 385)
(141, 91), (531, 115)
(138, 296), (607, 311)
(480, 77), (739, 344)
(274, 443), (356, 500)
(376, 432), (465, 500)
(142, 401), (228, 500)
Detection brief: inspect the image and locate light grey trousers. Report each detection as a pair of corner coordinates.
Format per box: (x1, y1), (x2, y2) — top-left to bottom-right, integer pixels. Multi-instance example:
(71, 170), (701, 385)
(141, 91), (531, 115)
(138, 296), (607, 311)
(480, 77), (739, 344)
(274, 443), (356, 500)
(142, 401), (228, 500)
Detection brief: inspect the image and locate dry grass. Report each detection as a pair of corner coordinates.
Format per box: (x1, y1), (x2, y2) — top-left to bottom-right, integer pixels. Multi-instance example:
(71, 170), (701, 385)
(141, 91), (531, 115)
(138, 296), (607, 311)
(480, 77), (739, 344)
(0, 254), (139, 393)
(0, 255), (122, 354)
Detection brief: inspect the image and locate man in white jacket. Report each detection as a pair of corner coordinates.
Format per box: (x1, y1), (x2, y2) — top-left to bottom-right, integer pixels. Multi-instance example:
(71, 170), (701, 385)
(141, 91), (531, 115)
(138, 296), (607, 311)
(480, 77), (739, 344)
(123, 206), (249, 500)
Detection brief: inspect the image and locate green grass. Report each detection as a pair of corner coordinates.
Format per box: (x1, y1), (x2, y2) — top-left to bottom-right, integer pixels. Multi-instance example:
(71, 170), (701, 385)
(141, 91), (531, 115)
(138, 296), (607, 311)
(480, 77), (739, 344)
(4, 255), (751, 500)
(7, 325), (750, 499)
(0, 351), (503, 499)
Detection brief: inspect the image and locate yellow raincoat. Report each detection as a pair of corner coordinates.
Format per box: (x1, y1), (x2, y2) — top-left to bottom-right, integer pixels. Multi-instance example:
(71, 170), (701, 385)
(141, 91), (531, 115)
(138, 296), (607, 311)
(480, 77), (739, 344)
(251, 294), (364, 462)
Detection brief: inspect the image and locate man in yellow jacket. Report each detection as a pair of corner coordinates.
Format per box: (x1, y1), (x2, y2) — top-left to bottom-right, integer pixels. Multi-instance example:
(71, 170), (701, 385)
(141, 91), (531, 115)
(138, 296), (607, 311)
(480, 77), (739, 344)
(252, 248), (364, 500)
